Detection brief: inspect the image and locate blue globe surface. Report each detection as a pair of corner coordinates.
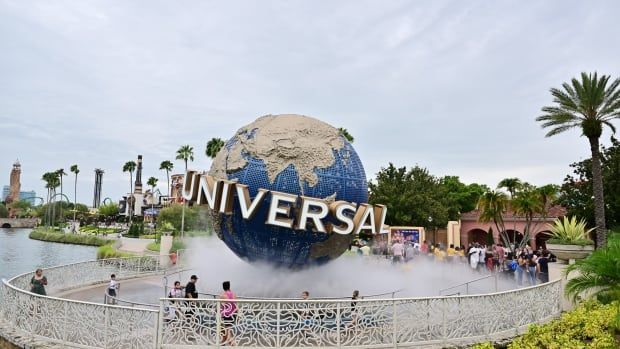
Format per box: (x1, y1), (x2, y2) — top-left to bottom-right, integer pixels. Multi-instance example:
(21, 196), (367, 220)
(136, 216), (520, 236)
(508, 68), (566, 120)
(209, 115), (368, 268)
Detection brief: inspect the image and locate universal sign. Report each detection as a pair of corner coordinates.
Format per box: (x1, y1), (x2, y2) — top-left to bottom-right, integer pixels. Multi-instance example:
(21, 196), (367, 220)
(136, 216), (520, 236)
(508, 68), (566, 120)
(182, 171), (387, 235)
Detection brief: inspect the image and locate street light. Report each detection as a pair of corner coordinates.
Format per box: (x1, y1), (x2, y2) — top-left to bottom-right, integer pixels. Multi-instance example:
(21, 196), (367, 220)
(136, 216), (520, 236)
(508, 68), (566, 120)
(427, 216), (433, 244)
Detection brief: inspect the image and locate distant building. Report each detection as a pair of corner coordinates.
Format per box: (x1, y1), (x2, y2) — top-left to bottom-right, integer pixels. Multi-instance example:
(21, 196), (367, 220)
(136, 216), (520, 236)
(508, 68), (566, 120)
(2, 186), (37, 205)
(2, 160), (37, 206)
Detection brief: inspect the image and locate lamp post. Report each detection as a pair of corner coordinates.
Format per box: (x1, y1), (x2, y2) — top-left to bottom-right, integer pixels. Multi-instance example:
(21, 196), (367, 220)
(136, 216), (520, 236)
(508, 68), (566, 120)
(427, 216), (433, 245)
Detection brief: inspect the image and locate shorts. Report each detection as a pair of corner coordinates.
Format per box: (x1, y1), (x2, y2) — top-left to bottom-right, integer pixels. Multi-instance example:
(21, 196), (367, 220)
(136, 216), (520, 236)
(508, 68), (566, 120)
(107, 289), (116, 297)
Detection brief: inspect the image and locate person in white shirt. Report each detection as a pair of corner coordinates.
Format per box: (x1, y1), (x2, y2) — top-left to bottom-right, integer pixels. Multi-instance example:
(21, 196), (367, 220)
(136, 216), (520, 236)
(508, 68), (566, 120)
(391, 241), (404, 264)
(106, 274), (119, 304)
(468, 244), (480, 270)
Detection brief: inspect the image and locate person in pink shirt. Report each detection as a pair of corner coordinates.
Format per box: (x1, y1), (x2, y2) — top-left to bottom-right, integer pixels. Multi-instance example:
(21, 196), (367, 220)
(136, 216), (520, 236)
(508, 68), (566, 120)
(420, 240), (429, 254)
(220, 281), (237, 346)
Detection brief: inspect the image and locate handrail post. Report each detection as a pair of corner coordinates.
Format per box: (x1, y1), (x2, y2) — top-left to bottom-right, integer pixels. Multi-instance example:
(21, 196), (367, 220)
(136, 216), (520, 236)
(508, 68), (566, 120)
(156, 299), (165, 348)
(336, 302), (341, 348)
(494, 273), (498, 292)
(465, 283), (469, 295)
(392, 299), (397, 348)
(276, 302), (281, 348)
(62, 299), (68, 344)
(442, 297), (447, 346)
(216, 300), (221, 348)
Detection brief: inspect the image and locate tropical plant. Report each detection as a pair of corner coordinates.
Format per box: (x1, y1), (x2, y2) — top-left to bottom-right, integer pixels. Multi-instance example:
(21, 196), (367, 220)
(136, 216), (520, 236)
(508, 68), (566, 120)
(147, 177), (158, 195)
(206, 138), (225, 159)
(176, 145), (194, 237)
(564, 232), (620, 303)
(176, 145), (194, 171)
(70, 164), (79, 222)
(122, 161), (137, 194)
(497, 177), (522, 199)
(98, 203), (120, 218)
(42, 171), (60, 226)
(122, 161), (137, 217)
(0, 203), (8, 218)
(338, 127), (354, 143)
(56, 168), (67, 222)
(537, 72), (620, 248)
(159, 160), (174, 197)
(546, 216), (595, 245)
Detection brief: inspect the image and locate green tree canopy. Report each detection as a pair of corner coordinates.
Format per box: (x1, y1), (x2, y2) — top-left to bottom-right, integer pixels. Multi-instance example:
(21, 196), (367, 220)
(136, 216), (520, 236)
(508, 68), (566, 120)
(98, 203), (119, 217)
(0, 203), (8, 218)
(206, 138), (225, 159)
(559, 137), (620, 229)
(176, 145), (194, 170)
(537, 72), (620, 248)
(338, 128), (354, 143)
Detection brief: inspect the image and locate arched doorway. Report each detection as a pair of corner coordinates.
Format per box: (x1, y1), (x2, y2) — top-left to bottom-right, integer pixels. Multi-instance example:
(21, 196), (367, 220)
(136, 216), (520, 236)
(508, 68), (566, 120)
(536, 231), (551, 250)
(501, 229), (523, 245)
(1, 223), (11, 228)
(467, 229), (487, 245)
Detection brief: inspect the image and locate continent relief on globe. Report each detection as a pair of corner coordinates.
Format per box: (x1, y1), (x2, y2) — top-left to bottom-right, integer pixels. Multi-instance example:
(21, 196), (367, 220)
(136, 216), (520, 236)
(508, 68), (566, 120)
(184, 114), (386, 267)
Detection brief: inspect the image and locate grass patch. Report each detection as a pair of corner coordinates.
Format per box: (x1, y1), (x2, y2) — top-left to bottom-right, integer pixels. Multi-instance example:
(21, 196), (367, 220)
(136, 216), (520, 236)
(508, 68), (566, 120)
(96, 245), (135, 259)
(146, 239), (186, 253)
(30, 228), (113, 246)
(78, 226), (121, 235)
(139, 234), (157, 239)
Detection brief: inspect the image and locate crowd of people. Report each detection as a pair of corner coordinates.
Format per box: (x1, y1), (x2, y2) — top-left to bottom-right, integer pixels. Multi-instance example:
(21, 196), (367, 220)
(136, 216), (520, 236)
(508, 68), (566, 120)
(365, 239), (553, 286)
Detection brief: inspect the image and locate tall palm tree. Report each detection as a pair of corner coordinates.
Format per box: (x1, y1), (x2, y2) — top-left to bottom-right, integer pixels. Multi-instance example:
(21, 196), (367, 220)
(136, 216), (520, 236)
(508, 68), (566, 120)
(477, 190), (510, 250)
(497, 178), (521, 199)
(205, 138), (225, 159)
(123, 161), (137, 217)
(159, 160), (174, 198)
(176, 145), (194, 171)
(537, 72), (620, 248)
(56, 168), (67, 223)
(147, 177), (158, 228)
(175, 145), (194, 238)
(42, 172), (60, 227)
(70, 164), (79, 222)
(339, 127), (354, 143)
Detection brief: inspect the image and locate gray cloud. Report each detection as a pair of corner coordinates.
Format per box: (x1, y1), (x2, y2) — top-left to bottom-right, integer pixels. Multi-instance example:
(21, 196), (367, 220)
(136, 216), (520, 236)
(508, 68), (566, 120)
(1, 0), (619, 205)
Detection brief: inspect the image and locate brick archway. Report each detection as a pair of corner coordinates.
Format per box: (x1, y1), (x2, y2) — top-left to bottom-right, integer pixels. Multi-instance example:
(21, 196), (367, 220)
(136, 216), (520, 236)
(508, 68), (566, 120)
(535, 231), (551, 250)
(467, 229), (487, 245)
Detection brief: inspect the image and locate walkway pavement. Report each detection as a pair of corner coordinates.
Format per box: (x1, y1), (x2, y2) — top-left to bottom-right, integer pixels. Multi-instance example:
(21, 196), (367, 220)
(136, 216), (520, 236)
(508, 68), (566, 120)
(118, 237), (155, 254)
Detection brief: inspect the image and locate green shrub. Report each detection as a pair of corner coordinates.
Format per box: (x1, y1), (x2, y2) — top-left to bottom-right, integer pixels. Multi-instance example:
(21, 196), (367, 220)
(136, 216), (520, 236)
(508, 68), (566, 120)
(146, 242), (160, 252)
(96, 245), (134, 259)
(139, 234), (157, 239)
(510, 301), (618, 348)
(170, 239), (185, 253)
(30, 228), (113, 246)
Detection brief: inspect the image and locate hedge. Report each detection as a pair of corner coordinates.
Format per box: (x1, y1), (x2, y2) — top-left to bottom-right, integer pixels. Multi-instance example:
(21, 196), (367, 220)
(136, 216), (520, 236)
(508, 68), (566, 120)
(96, 245), (135, 259)
(30, 228), (113, 246)
(473, 300), (619, 348)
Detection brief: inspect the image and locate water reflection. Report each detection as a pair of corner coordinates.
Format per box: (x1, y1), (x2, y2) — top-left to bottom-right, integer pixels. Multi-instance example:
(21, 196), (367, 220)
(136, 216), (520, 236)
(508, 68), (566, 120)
(0, 228), (97, 280)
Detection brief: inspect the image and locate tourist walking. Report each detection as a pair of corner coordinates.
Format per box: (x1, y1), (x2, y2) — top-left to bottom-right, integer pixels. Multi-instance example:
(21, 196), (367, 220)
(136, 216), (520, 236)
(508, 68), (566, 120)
(391, 240), (404, 264)
(106, 274), (120, 304)
(526, 255), (538, 286)
(468, 244), (480, 270)
(168, 281), (184, 298)
(185, 275), (198, 298)
(220, 281), (237, 346)
(537, 252), (550, 283)
(30, 268), (47, 296)
(516, 253), (527, 286)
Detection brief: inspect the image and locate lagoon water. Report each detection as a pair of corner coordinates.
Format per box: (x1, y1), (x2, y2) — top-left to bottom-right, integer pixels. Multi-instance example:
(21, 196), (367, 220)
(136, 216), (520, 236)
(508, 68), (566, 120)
(0, 228), (97, 280)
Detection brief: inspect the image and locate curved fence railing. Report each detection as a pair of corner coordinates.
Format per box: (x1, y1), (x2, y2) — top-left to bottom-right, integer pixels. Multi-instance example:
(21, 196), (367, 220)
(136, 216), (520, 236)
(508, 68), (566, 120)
(158, 280), (562, 348)
(0, 256), (167, 348)
(1, 255), (563, 349)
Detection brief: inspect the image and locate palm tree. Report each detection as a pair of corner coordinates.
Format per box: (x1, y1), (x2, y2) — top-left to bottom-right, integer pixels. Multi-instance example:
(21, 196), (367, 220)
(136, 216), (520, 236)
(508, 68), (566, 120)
(176, 145), (194, 171)
(147, 177), (158, 229)
(564, 232), (620, 303)
(123, 161), (137, 194)
(497, 178), (521, 199)
(206, 138), (225, 159)
(56, 168), (67, 223)
(339, 128), (354, 143)
(175, 145), (194, 238)
(537, 72), (620, 248)
(70, 164), (79, 222)
(42, 172), (60, 227)
(477, 190), (510, 250)
(159, 160), (174, 198)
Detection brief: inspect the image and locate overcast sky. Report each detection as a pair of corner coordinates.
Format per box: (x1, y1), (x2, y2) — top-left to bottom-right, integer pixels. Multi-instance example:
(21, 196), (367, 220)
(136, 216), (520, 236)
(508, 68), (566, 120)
(1, 0), (619, 205)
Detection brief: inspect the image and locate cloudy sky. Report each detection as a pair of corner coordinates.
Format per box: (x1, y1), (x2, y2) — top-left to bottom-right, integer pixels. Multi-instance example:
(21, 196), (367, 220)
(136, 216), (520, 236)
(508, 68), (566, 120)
(1, 0), (619, 205)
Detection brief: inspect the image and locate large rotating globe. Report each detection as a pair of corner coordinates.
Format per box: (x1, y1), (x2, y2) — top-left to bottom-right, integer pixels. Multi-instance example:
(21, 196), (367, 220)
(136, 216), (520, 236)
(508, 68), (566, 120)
(209, 114), (368, 268)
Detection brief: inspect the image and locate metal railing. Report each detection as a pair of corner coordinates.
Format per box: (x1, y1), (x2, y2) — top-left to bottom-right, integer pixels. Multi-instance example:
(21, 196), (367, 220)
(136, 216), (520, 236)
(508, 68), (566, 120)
(1, 255), (563, 349)
(438, 274), (499, 296)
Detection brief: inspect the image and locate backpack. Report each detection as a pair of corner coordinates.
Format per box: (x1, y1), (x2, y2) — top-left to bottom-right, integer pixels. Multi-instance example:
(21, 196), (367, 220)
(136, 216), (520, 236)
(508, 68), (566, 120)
(509, 260), (518, 271)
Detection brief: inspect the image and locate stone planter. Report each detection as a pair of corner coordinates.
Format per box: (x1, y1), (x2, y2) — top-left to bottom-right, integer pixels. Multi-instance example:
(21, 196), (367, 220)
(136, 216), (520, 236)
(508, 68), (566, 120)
(547, 243), (594, 263)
